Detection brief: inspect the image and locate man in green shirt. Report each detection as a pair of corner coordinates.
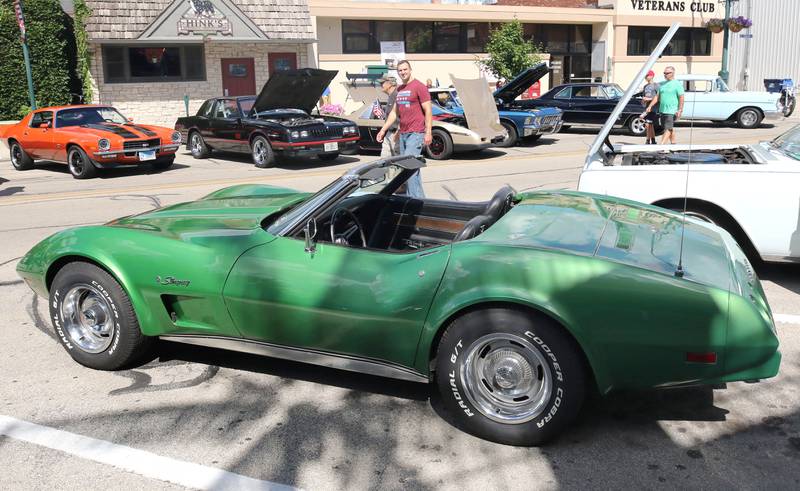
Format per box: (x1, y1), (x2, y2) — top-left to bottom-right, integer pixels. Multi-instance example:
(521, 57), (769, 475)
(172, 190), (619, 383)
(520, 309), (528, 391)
(641, 66), (684, 144)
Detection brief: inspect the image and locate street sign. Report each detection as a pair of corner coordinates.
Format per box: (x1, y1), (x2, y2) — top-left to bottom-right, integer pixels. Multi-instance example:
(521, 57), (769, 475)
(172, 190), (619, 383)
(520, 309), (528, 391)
(13, 0), (26, 42)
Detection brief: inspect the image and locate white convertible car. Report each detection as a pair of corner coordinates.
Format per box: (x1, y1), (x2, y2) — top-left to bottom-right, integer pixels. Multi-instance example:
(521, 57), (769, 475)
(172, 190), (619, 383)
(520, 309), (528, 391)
(578, 24), (800, 263)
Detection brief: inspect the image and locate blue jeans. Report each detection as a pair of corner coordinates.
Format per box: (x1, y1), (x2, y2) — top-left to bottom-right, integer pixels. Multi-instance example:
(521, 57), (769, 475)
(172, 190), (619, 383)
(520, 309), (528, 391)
(399, 132), (425, 198)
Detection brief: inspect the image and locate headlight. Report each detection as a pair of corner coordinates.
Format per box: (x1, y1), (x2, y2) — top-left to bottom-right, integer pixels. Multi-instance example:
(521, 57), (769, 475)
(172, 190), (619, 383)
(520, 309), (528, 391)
(290, 131), (300, 139)
(344, 126), (357, 135)
(300, 130), (309, 138)
(524, 117), (532, 125)
(171, 131), (181, 142)
(97, 138), (110, 151)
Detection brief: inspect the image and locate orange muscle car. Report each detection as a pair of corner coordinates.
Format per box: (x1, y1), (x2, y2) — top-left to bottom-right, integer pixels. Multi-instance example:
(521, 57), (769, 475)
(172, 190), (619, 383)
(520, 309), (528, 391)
(3, 105), (181, 179)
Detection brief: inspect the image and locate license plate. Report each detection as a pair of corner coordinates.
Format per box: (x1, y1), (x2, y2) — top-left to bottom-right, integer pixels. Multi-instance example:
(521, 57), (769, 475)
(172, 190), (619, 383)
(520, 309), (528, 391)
(138, 150), (156, 161)
(323, 142), (338, 152)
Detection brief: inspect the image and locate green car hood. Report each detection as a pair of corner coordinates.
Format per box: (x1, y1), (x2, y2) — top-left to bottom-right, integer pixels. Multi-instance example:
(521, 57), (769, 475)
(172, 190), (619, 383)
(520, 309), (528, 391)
(109, 184), (310, 243)
(481, 191), (736, 293)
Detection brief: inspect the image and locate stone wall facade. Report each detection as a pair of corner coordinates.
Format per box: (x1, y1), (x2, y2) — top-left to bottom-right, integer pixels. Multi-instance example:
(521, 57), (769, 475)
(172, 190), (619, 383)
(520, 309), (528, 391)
(88, 43), (309, 127)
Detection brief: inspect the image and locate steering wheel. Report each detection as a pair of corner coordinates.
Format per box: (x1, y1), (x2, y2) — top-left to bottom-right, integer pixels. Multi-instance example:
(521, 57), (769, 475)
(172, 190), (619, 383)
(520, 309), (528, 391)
(330, 208), (367, 248)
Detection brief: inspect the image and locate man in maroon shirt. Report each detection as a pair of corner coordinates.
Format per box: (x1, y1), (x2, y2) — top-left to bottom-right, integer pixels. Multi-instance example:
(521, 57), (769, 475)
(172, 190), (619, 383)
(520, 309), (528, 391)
(377, 60), (432, 198)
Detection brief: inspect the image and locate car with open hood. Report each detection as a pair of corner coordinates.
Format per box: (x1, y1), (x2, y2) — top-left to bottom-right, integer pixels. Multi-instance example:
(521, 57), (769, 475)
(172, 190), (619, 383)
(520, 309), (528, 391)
(17, 152), (779, 446)
(342, 75), (506, 159)
(505, 64), (653, 137)
(429, 67), (563, 147)
(174, 68), (359, 167)
(2, 105), (180, 179)
(579, 23), (800, 263)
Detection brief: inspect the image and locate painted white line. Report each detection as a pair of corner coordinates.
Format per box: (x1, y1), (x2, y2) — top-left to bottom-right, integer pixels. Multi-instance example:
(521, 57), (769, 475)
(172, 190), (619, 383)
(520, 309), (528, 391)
(774, 313), (800, 325)
(0, 415), (299, 491)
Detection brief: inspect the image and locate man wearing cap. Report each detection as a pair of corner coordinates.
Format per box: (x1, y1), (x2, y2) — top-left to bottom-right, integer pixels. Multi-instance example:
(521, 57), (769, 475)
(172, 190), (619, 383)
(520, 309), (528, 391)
(641, 70), (659, 144)
(642, 66), (684, 144)
(377, 75), (399, 157)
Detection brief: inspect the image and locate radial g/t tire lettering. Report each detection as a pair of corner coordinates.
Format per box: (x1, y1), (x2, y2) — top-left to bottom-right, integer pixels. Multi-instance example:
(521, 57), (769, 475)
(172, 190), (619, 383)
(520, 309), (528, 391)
(49, 262), (154, 370)
(435, 308), (586, 446)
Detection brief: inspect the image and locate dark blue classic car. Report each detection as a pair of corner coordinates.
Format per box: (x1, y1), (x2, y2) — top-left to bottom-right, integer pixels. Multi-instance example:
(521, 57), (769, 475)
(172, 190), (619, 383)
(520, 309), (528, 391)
(429, 68), (562, 147)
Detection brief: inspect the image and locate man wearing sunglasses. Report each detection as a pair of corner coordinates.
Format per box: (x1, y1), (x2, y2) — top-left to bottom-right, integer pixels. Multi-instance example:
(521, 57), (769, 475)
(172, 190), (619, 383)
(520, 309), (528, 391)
(641, 66), (684, 144)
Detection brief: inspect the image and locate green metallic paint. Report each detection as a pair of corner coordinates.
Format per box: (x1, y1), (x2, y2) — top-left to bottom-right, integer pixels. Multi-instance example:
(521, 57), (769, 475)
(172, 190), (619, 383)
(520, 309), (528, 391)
(17, 184), (779, 392)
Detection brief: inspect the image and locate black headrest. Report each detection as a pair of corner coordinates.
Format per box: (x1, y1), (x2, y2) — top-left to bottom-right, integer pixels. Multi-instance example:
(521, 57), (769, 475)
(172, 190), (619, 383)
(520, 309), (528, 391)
(484, 186), (516, 220)
(453, 214), (494, 242)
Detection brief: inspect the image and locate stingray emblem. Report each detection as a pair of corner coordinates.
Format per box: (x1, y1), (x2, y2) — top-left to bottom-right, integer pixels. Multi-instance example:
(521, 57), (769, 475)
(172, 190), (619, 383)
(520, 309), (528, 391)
(156, 276), (191, 287)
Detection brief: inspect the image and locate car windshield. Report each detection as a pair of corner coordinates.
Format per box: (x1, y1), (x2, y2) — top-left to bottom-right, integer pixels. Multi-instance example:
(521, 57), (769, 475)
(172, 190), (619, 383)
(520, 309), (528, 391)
(56, 107), (128, 127)
(238, 97), (255, 115)
(715, 78), (729, 92)
(772, 125), (800, 161)
(605, 85), (625, 98)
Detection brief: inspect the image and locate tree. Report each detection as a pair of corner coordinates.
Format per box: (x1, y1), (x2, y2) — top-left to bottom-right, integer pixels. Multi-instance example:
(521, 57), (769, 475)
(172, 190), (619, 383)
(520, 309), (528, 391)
(0, 0), (84, 119)
(479, 19), (543, 82)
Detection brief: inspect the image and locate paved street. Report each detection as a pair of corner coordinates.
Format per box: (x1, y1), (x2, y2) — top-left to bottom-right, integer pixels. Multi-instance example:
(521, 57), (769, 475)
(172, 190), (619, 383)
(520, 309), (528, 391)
(1, 121), (799, 490)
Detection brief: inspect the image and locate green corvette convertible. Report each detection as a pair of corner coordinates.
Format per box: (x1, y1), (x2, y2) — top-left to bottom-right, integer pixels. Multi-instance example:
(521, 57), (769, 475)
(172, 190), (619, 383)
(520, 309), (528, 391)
(17, 155), (779, 446)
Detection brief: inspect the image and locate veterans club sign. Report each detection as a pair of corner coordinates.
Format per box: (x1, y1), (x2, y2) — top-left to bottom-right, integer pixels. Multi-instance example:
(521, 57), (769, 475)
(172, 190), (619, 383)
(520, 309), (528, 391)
(628, 0), (717, 13)
(177, 0), (232, 36)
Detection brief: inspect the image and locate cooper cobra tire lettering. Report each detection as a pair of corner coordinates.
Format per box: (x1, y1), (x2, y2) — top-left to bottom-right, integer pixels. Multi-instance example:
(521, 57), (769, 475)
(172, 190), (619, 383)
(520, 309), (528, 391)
(435, 308), (585, 446)
(49, 262), (154, 370)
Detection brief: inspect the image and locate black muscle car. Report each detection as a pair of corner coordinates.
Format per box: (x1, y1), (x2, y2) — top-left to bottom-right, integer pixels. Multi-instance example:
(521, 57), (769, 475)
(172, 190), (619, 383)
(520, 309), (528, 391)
(175, 69), (359, 167)
(497, 65), (655, 136)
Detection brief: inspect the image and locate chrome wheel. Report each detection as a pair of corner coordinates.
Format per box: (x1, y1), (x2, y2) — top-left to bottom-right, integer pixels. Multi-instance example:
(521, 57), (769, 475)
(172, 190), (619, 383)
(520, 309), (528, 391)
(60, 284), (116, 354)
(191, 133), (203, 155)
(460, 333), (553, 424)
(630, 117), (646, 136)
(739, 109), (759, 127)
(11, 144), (21, 166)
(68, 149), (85, 175)
(253, 139), (268, 165)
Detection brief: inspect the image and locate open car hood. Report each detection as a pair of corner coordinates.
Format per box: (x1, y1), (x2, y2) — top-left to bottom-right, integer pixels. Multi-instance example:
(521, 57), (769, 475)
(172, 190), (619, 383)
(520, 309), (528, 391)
(494, 63), (549, 103)
(252, 69), (337, 115)
(584, 23), (680, 168)
(342, 82), (387, 105)
(450, 75), (506, 140)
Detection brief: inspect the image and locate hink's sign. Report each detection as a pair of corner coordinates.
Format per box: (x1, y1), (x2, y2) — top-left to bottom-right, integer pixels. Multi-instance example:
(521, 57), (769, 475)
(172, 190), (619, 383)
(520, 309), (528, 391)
(629, 0), (716, 13)
(177, 0), (232, 36)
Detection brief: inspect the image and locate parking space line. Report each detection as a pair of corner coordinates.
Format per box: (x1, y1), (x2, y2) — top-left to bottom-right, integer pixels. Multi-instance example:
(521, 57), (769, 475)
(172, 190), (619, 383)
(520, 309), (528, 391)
(0, 415), (299, 491)
(774, 313), (800, 325)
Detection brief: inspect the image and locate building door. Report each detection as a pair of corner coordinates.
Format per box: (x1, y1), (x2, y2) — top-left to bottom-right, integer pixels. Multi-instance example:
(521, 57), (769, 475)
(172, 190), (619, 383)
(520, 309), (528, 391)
(268, 52), (297, 74)
(221, 58), (256, 97)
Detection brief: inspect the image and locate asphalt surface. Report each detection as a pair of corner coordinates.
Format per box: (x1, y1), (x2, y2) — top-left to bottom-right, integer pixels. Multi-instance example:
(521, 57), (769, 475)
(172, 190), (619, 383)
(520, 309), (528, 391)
(1, 121), (800, 490)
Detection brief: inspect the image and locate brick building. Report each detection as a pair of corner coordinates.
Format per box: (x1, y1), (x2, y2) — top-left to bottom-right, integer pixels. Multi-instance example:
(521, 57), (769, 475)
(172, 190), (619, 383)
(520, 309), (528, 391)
(83, 0), (315, 126)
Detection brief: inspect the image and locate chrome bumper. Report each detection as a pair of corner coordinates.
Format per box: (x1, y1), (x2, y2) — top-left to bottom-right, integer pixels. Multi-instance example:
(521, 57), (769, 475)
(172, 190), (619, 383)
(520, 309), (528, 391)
(94, 143), (181, 157)
(763, 110), (782, 120)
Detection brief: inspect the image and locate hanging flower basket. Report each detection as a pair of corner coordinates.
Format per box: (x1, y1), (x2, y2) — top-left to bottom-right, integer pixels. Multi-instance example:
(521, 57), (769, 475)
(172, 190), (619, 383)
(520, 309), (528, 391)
(728, 16), (753, 33)
(705, 18), (725, 33)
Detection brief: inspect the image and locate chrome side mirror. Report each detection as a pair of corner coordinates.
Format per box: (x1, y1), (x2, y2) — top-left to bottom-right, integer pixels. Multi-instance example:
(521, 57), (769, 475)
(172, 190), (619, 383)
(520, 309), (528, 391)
(304, 218), (317, 254)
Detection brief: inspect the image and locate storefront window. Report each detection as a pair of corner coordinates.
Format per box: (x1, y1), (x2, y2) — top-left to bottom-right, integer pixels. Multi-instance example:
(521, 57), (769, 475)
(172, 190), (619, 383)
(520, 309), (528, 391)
(129, 47), (181, 78)
(434, 22), (461, 53)
(466, 22), (491, 53)
(102, 45), (205, 83)
(343, 20), (372, 53)
(376, 21), (403, 43)
(571, 25), (591, 53)
(405, 22), (433, 53)
(627, 27), (711, 56)
(541, 24), (570, 53)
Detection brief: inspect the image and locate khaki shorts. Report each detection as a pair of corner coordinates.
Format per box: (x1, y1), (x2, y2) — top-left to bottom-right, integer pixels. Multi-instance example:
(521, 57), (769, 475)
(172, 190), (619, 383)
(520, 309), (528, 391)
(380, 130), (399, 157)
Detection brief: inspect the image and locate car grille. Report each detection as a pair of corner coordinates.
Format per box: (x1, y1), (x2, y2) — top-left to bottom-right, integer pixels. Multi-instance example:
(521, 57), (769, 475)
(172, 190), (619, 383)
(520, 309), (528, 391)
(123, 138), (160, 151)
(541, 115), (560, 126)
(308, 127), (342, 139)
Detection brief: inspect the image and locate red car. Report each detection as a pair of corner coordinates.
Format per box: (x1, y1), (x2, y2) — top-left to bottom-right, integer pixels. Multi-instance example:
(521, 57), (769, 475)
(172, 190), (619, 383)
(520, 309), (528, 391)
(2, 105), (181, 179)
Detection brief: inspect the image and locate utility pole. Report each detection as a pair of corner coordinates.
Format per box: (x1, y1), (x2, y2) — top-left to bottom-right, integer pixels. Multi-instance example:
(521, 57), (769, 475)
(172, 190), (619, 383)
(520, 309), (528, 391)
(718, 0), (738, 84)
(13, 0), (36, 110)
